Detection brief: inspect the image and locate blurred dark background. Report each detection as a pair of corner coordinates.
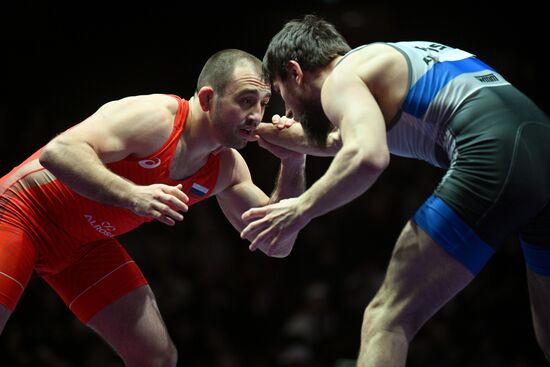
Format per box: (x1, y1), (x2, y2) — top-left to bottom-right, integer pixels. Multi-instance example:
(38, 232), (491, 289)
(1, 1), (548, 366)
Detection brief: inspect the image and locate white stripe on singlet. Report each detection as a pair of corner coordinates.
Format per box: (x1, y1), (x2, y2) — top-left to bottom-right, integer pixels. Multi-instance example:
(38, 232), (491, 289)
(68, 260), (135, 309)
(0, 158), (44, 196)
(0, 271), (24, 290)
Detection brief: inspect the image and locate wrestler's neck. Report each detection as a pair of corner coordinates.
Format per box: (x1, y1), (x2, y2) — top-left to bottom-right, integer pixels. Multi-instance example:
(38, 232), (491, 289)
(181, 96), (224, 158)
(303, 56), (342, 99)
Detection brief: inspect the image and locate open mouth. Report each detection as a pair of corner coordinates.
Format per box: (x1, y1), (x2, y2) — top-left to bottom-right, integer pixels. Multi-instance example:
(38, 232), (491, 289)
(239, 126), (256, 138)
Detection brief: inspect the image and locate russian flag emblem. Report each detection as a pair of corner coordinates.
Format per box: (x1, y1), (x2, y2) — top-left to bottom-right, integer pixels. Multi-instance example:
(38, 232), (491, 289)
(190, 183), (209, 197)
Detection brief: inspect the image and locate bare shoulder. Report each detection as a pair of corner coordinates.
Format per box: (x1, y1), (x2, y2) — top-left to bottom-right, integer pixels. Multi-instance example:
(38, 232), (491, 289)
(98, 94), (179, 121)
(334, 43), (406, 80)
(328, 43), (409, 122)
(94, 94), (181, 158)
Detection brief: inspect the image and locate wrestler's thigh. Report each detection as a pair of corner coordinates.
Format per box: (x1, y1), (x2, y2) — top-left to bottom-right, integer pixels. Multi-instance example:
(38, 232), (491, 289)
(88, 284), (174, 361)
(41, 238), (148, 323)
(0, 225), (36, 331)
(525, 270), (550, 351)
(370, 220), (475, 338)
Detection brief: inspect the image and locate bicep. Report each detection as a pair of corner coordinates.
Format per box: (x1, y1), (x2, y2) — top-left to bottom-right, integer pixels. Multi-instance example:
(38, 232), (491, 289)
(51, 96), (172, 163)
(55, 109), (128, 163)
(322, 74), (388, 154)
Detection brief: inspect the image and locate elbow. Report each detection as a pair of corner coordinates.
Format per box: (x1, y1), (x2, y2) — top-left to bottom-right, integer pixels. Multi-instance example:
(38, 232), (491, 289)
(39, 139), (59, 170)
(39, 136), (72, 172)
(349, 145), (390, 175)
(326, 131), (342, 156)
(369, 147), (390, 172)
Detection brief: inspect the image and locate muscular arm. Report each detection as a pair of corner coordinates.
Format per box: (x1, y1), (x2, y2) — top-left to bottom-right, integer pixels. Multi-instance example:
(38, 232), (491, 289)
(299, 73), (389, 220)
(241, 69), (390, 252)
(256, 119), (341, 157)
(39, 95), (189, 225)
(40, 129), (133, 208)
(216, 148), (306, 233)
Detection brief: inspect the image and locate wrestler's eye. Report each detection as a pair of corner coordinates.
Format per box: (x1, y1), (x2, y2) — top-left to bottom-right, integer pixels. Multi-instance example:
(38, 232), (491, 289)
(242, 98), (254, 107)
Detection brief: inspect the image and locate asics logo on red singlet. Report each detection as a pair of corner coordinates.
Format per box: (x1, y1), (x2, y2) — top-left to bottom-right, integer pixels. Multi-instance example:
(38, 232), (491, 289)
(138, 158), (161, 169)
(84, 214), (116, 237)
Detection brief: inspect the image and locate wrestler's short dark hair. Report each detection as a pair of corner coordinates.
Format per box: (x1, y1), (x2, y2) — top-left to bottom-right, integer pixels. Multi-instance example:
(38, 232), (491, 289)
(263, 14), (351, 82)
(197, 49), (265, 95)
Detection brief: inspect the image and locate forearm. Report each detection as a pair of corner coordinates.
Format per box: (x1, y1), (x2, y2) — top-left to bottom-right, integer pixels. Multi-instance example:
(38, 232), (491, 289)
(39, 138), (134, 208)
(300, 146), (387, 220)
(269, 155), (306, 203)
(257, 123), (339, 157)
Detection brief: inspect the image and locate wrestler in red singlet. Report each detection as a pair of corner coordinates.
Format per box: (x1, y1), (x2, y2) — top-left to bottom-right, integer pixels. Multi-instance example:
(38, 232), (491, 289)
(0, 95), (218, 322)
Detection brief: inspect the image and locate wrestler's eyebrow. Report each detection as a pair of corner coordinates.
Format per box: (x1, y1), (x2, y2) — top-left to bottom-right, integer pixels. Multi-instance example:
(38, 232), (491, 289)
(236, 88), (271, 99)
(236, 88), (260, 96)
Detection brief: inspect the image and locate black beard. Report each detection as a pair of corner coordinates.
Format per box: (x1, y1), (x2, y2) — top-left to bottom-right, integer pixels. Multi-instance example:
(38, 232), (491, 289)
(299, 99), (334, 148)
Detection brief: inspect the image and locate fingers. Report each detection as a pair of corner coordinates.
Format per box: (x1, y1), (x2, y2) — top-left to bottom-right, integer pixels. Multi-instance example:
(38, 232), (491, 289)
(272, 114), (296, 129)
(151, 184), (191, 225)
(241, 210), (270, 244)
(166, 184), (189, 204)
(272, 114), (289, 129)
(241, 205), (276, 242)
(249, 229), (290, 258)
(160, 204), (184, 222)
(247, 226), (277, 254)
(241, 219), (265, 243)
(283, 118), (295, 128)
(266, 235), (281, 257)
(159, 192), (189, 212)
(272, 114), (284, 129)
(241, 211), (286, 256)
(153, 202), (184, 224)
(248, 239), (259, 252)
(241, 207), (268, 222)
(158, 184), (189, 212)
(152, 210), (176, 226)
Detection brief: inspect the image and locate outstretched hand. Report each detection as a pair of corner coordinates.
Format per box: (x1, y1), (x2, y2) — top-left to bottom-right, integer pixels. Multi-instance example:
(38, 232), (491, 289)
(240, 197), (309, 258)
